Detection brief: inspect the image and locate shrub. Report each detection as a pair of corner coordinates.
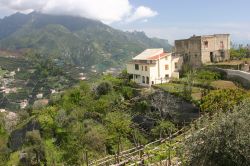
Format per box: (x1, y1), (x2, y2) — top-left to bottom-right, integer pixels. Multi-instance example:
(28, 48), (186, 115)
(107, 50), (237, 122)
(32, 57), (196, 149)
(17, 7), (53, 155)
(185, 99), (250, 166)
(195, 70), (221, 81)
(120, 86), (134, 99)
(95, 81), (112, 96)
(200, 89), (248, 113)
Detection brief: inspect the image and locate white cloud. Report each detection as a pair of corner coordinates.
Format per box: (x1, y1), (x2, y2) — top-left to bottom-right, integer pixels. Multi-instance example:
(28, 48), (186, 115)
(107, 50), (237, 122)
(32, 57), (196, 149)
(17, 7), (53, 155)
(0, 0), (158, 24)
(126, 6), (158, 22)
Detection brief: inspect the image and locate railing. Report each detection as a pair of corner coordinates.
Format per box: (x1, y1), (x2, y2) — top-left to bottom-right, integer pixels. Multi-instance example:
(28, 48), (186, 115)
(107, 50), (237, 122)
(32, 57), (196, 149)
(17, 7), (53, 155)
(89, 127), (187, 166)
(88, 111), (213, 166)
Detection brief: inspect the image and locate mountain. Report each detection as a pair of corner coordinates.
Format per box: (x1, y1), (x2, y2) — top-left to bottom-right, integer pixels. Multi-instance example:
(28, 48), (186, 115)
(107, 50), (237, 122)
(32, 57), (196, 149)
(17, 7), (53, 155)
(0, 12), (172, 71)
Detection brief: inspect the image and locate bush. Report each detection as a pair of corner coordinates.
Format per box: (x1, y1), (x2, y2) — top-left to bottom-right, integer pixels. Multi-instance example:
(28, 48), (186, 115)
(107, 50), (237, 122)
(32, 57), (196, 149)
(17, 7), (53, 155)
(195, 70), (221, 81)
(120, 86), (134, 99)
(201, 89), (248, 113)
(185, 99), (250, 166)
(95, 81), (112, 96)
(151, 120), (176, 139)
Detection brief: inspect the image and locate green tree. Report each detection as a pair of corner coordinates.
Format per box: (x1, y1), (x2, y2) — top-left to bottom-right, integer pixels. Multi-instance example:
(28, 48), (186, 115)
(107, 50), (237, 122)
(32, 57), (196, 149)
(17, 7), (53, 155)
(201, 89), (248, 113)
(230, 48), (248, 59)
(20, 130), (46, 166)
(44, 139), (62, 166)
(151, 120), (176, 139)
(0, 113), (9, 165)
(185, 99), (250, 166)
(183, 71), (194, 100)
(37, 106), (57, 138)
(105, 111), (132, 154)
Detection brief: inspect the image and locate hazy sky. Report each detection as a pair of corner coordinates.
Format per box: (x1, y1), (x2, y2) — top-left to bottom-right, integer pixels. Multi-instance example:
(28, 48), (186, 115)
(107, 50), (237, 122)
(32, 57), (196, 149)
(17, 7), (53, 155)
(0, 0), (249, 44)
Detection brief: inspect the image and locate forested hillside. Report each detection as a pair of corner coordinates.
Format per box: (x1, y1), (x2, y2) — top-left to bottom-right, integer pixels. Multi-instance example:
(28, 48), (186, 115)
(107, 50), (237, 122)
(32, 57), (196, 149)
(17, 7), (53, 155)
(0, 12), (172, 71)
(0, 68), (249, 165)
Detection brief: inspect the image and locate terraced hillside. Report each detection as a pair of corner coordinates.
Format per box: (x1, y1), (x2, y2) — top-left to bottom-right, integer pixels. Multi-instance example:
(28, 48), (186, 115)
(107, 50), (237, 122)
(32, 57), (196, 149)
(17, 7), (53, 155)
(0, 53), (91, 111)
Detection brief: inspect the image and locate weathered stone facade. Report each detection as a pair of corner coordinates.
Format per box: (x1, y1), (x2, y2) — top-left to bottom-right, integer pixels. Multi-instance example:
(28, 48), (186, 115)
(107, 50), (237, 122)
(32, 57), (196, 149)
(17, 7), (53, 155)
(175, 34), (230, 67)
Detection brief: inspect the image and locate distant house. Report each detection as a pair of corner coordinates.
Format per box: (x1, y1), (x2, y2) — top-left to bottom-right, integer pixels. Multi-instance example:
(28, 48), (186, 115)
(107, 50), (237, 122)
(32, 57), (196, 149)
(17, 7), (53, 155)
(36, 93), (43, 99)
(126, 48), (182, 86)
(175, 34), (230, 67)
(20, 100), (28, 109)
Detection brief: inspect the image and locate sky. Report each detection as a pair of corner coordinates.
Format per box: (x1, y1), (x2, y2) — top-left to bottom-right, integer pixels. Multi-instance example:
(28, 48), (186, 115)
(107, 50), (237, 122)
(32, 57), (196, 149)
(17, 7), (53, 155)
(0, 0), (249, 44)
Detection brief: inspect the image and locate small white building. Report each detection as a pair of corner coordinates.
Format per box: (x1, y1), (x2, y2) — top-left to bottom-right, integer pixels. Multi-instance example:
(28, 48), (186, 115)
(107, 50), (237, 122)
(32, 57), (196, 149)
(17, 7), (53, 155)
(36, 93), (43, 99)
(126, 48), (182, 86)
(20, 100), (28, 109)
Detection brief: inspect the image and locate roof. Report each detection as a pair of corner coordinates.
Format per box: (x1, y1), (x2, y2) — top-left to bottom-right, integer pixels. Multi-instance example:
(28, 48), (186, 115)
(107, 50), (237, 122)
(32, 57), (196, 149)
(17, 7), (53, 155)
(175, 34), (230, 42)
(133, 48), (167, 60)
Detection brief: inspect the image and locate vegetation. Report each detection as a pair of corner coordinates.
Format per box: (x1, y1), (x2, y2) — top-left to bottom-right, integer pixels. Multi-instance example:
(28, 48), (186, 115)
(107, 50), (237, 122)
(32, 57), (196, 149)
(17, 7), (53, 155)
(151, 120), (176, 139)
(211, 80), (238, 89)
(0, 54), (80, 110)
(0, 12), (172, 71)
(230, 47), (250, 59)
(185, 99), (250, 166)
(200, 89), (249, 113)
(0, 113), (9, 165)
(0, 60), (249, 165)
(0, 74), (157, 165)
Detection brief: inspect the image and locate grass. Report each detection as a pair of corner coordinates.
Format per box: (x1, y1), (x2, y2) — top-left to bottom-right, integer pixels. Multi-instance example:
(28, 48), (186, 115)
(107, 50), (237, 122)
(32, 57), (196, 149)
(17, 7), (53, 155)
(155, 83), (203, 101)
(241, 58), (250, 62)
(0, 68), (7, 77)
(211, 80), (238, 89)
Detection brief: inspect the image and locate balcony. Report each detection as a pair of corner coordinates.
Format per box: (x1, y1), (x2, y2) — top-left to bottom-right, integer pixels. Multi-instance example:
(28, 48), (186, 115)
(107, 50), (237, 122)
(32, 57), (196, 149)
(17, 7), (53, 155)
(127, 60), (156, 65)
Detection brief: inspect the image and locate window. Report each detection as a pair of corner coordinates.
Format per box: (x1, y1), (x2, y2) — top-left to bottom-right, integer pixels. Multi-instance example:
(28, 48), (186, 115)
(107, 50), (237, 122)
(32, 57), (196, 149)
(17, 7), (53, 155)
(184, 54), (188, 62)
(210, 52), (214, 62)
(165, 65), (169, 70)
(151, 81), (154, 85)
(195, 54), (198, 58)
(145, 66), (148, 71)
(141, 66), (143, 71)
(175, 62), (178, 69)
(204, 41), (208, 48)
(135, 64), (139, 70)
(220, 41), (224, 49)
(142, 76), (145, 83)
(221, 51), (225, 58)
(165, 74), (169, 78)
(146, 77), (149, 84)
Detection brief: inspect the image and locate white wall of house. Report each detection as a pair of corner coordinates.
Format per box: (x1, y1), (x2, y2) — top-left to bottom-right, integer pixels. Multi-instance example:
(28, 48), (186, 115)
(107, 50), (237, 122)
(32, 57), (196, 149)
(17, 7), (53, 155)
(127, 53), (182, 86)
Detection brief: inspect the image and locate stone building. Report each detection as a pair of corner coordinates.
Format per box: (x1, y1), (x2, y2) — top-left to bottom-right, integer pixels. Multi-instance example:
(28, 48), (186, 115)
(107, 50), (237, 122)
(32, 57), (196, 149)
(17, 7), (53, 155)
(175, 34), (230, 67)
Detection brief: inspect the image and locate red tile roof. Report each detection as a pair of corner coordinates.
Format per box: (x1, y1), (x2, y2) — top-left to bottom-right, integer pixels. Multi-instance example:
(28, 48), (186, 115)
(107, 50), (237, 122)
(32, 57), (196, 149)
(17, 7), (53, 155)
(146, 52), (168, 60)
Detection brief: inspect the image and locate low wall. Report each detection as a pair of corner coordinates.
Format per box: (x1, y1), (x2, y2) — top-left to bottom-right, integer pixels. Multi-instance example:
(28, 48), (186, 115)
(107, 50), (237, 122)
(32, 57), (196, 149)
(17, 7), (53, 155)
(211, 68), (250, 89)
(226, 69), (250, 81)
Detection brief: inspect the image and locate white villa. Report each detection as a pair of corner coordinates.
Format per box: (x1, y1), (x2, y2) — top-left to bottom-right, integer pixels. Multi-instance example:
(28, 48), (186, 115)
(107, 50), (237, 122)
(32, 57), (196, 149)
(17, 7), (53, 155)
(126, 48), (183, 86)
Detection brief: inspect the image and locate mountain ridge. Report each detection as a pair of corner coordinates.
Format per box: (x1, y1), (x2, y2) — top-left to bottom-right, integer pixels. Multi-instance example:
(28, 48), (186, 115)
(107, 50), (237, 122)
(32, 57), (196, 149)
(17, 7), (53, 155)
(0, 12), (172, 71)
